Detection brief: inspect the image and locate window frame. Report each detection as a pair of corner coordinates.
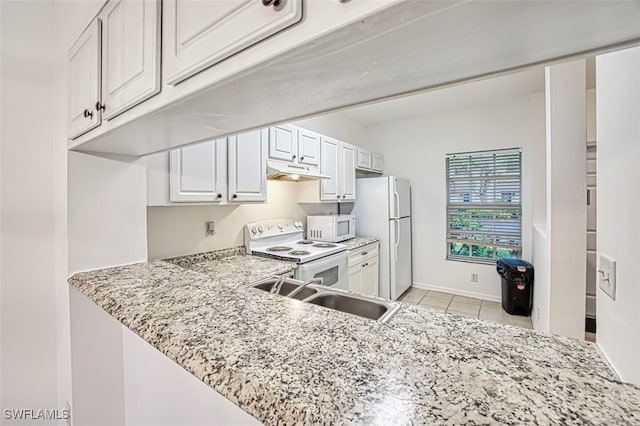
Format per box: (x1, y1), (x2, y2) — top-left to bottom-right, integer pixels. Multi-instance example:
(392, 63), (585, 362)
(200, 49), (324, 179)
(445, 148), (522, 264)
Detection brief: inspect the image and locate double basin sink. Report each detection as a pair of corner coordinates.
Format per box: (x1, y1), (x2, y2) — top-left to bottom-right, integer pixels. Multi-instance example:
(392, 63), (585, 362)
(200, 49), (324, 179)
(251, 277), (400, 324)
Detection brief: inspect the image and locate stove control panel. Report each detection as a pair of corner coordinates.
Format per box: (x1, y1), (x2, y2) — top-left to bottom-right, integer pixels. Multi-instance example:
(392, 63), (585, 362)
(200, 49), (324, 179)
(245, 219), (304, 240)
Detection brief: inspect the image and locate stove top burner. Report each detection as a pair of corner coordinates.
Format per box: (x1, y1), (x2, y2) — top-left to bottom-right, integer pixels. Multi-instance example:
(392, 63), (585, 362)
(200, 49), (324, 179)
(297, 240), (314, 245)
(289, 250), (311, 256)
(312, 243), (337, 248)
(266, 246), (293, 252)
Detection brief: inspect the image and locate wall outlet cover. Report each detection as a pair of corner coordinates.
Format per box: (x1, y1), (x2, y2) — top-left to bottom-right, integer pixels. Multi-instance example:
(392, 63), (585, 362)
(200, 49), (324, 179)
(598, 253), (616, 300)
(470, 273), (478, 283)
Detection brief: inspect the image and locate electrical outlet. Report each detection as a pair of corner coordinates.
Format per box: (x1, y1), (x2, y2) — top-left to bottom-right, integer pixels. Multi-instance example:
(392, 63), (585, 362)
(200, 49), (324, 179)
(470, 272), (478, 283)
(206, 221), (216, 236)
(598, 253), (616, 300)
(537, 307), (541, 320)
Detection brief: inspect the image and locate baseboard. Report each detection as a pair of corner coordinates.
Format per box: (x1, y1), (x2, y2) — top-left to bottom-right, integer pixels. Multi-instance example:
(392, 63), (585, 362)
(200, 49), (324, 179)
(412, 281), (501, 303)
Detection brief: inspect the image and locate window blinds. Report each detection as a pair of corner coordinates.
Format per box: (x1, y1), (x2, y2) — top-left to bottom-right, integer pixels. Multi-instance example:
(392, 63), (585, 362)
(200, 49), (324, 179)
(446, 148), (522, 263)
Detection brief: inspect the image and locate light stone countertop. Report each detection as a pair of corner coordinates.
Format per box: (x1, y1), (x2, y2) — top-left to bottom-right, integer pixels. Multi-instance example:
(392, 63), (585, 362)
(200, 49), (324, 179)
(343, 236), (379, 251)
(68, 247), (640, 425)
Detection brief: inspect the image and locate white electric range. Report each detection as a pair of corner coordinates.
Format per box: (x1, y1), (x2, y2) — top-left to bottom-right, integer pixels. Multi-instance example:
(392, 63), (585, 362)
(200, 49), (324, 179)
(244, 219), (348, 290)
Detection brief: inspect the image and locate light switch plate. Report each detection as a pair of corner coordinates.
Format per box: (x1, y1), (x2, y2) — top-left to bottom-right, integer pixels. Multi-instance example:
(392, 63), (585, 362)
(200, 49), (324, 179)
(598, 253), (616, 300)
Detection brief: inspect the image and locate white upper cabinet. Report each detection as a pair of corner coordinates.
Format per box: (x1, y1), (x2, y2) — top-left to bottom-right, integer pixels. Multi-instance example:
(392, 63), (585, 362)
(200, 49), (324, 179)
(163, 0), (303, 85)
(341, 142), (356, 201)
(320, 137), (340, 201)
(169, 139), (226, 203)
(297, 128), (320, 167)
(268, 124), (297, 162)
(68, 19), (102, 139)
(371, 152), (384, 172)
(101, 0), (161, 120)
(228, 129), (268, 202)
(356, 147), (372, 170)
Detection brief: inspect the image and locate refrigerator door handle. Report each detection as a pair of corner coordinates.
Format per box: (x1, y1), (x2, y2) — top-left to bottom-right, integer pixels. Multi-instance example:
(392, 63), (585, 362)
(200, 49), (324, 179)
(394, 219), (400, 263)
(394, 187), (400, 219)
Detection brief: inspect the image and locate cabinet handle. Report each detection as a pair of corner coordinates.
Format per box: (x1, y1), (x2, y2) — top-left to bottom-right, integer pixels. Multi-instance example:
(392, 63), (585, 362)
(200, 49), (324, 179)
(342, 195), (346, 199)
(361, 251), (368, 256)
(362, 263), (368, 268)
(300, 156), (304, 161)
(262, 0), (281, 7)
(232, 194), (238, 199)
(83, 109), (93, 119)
(292, 155), (296, 160)
(95, 101), (106, 112)
(216, 193), (222, 199)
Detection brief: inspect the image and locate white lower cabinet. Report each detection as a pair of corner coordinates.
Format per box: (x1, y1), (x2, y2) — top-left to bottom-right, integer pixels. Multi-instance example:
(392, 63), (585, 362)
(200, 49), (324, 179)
(347, 242), (379, 297)
(69, 287), (261, 426)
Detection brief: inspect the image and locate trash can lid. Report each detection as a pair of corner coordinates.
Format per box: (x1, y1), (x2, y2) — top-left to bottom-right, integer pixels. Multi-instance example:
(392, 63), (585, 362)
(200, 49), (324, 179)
(497, 258), (533, 269)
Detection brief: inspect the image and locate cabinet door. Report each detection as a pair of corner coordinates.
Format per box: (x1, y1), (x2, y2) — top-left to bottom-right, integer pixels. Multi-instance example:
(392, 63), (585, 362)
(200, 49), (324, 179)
(357, 147), (372, 170)
(68, 19), (102, 139)
(268, 124), (297, 162)
(228, 130), (268, 202)
(163, 0), (303, 85)
(361, 257), (379, 297)
(348, 264), (362, 295)
(341, 142), (357, 201)
(372, 152), (384, 172)
(169, 140), (227, 202)
(101, 0), (161, 120)
(320, 137), (340, 201)
(297, 128), (320, 167)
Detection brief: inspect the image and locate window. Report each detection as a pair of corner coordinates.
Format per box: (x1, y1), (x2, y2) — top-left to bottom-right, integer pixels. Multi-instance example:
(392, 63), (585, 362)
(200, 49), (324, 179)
(446, 148), (522, 263)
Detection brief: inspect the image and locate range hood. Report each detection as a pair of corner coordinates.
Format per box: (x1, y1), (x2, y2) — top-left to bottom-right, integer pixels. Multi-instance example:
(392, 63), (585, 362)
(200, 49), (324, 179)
(266, 161), (330, 181)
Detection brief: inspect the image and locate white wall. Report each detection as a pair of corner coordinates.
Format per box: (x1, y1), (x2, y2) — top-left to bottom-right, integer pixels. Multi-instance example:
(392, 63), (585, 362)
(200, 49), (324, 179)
(360, 99), (535, 301)
(1, 1), (58, 422)
(148, 181), (321, 259)
(532, 60), (587, 340)
(293, 113), (365, 146)
(596, 46), (640, 386)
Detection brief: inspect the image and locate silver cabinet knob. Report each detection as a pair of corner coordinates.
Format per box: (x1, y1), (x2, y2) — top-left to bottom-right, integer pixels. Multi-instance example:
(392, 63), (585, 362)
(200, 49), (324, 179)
(262, 0), (281, 7)
(83, 109), (93, 119)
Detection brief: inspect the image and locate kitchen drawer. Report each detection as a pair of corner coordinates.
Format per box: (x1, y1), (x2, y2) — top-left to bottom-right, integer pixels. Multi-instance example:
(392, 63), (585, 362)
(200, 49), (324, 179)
(348, 242), (378, 267)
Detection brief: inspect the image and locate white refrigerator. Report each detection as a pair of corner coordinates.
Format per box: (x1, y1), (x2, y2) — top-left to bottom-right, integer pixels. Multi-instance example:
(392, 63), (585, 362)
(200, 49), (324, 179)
(354, 176), (412, 300)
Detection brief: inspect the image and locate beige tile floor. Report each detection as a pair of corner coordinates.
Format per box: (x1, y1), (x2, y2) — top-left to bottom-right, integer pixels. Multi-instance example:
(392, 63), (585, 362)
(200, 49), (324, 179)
(399, 287), (534, 329)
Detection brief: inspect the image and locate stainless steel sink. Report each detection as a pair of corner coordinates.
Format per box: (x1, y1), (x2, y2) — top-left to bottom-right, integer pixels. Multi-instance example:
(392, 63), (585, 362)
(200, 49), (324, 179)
(251, 277), (400, 323)
(252, 277), (319, 301)
(305, 292), (400, 323)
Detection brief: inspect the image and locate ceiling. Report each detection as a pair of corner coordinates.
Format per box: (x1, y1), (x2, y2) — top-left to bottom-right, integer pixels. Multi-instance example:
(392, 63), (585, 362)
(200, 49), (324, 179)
(337, 58), (595, 127)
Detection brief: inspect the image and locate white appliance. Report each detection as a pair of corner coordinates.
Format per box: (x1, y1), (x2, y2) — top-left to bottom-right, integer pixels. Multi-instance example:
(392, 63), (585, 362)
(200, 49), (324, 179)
(244, 219), (348, 290)
(353, 176), (412, 300)
(306, 214), (356, 243)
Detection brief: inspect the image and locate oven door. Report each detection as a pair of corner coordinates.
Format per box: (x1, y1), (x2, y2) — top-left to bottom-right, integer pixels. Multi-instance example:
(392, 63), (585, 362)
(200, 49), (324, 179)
(295, 252), (348, 290)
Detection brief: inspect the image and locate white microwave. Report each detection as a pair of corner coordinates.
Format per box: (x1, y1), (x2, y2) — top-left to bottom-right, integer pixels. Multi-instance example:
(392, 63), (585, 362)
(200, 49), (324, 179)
(306, 215), (355, 243)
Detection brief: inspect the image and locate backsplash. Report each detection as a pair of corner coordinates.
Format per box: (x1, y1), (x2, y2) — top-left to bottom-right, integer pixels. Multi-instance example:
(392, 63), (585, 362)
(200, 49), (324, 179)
(147, 180), (339, 259)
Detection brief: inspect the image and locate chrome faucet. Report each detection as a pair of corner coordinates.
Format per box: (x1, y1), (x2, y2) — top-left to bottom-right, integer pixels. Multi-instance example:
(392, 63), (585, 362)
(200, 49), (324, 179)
(287, 277), (323, 298)
(270, 275), (287, 294)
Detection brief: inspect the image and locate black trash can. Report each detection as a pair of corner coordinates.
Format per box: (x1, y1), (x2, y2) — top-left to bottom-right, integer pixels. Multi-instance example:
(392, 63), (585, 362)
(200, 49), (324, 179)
(496, 258), (534, 316)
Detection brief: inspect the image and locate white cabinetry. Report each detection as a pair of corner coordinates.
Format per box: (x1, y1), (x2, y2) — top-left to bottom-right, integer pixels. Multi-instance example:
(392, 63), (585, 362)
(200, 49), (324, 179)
(67, 0), (161, 139)
(269, 124), (297, 162)
(169, 140), (227, 203)
(101, 0), (161, 120)
(69, 287), (261, 426)
(228, 130), (268, 202)
(297, 127), (320, 167)
(347, 242), (379, 297)
(68, 19), (102, 139)
(341, 142), (356, 201)
(320, 137), (340, 201)
(356, 147), (384, 173)
(163, 0), (303, 85)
